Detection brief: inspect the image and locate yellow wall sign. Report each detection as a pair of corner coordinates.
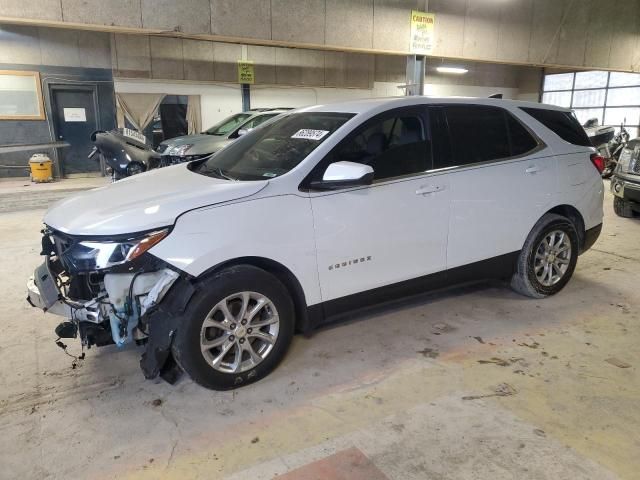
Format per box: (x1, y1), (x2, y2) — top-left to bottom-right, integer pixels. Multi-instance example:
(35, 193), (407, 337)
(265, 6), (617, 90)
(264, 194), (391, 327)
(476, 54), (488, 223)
(409, 10), (435, 55)
(237, 61), (255, 84)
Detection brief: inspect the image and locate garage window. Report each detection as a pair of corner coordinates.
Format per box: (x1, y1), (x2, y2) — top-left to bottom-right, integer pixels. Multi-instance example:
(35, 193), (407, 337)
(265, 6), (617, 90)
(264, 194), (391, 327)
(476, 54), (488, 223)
(542, 70), (640, 137)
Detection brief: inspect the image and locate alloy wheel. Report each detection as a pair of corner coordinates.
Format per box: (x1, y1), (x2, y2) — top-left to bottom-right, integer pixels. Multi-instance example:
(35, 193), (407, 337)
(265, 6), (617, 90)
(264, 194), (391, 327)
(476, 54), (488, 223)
(200, 291), (280, 374)
(534, 230), (572, 287)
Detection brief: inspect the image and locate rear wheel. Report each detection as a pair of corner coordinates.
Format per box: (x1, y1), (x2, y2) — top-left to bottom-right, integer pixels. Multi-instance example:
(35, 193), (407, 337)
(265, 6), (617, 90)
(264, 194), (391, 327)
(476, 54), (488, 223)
(511, 214), (579, 298)
(172, 265), (294, 390)
(613, 197), (635, 218)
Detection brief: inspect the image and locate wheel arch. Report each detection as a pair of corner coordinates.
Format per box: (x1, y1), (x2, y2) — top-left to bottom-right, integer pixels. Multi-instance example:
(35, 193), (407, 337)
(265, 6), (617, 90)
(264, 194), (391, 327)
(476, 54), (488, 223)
(197, 256), (316, 334)
(543, 204), (586, 248)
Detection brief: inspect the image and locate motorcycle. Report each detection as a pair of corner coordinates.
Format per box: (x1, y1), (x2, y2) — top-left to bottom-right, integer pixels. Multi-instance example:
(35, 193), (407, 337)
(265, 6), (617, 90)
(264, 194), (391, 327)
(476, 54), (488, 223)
(602, 123), (631, 179)
(582, 118), (629, 179)
(88, 128), (161, 181)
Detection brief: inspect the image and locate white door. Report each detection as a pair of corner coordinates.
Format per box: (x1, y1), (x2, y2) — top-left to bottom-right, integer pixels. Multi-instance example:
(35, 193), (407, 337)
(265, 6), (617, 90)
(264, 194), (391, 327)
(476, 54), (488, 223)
(307, 107), (450, 305)
(429, 105), (557, 269)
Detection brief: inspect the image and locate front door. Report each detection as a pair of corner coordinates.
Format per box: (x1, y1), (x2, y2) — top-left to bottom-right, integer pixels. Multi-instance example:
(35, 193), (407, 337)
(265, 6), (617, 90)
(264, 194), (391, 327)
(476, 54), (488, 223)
(308, 107), (450, 312)
(51, 86), (99, 176)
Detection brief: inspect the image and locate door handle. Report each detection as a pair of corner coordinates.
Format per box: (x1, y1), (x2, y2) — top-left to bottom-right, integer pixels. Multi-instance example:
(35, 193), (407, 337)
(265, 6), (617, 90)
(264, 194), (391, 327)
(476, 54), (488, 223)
(416, 184), (446, 195)
(525, 165), (541, 174)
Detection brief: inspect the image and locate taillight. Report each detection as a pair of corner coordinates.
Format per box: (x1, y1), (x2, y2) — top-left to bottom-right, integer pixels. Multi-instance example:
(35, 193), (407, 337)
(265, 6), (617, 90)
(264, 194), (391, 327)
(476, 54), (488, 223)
(590, 153), (605, 173)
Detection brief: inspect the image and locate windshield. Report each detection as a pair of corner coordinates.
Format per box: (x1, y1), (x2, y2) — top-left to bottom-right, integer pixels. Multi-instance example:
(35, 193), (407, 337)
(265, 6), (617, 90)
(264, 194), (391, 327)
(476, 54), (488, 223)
(204, 113), (253, 136)
(193, 112), (354, 181)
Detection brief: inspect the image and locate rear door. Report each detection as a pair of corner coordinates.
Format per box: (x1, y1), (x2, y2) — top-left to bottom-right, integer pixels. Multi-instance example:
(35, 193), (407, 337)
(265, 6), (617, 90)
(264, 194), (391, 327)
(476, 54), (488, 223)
(429, 104), (557, 269)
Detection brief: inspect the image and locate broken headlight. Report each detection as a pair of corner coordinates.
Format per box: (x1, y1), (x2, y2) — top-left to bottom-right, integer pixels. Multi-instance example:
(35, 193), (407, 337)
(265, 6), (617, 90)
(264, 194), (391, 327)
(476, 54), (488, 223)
(60, 229), (169, 272)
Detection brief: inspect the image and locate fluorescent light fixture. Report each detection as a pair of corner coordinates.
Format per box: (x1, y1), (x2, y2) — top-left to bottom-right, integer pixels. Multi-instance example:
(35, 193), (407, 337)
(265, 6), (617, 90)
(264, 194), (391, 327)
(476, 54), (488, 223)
(436, 66), (468, 75)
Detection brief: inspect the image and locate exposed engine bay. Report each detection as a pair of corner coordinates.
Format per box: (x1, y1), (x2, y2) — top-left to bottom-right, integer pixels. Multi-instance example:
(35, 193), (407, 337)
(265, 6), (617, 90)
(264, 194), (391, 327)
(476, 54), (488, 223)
(27, 227), (189, 381)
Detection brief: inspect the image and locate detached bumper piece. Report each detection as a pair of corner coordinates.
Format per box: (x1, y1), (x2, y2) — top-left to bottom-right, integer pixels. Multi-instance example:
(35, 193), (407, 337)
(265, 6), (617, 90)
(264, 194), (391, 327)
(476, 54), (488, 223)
(139, 275), (197, 383)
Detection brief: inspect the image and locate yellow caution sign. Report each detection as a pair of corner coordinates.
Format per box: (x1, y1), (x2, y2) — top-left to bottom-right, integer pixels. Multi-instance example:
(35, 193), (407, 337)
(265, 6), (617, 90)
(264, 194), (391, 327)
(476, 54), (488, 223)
(238, 61), (255, 84)
(409, 10), (435, 55)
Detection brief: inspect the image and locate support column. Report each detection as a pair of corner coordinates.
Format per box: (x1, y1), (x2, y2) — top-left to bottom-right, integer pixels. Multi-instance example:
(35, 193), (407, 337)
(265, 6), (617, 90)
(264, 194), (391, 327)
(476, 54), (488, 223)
(405, 55), (425, 96)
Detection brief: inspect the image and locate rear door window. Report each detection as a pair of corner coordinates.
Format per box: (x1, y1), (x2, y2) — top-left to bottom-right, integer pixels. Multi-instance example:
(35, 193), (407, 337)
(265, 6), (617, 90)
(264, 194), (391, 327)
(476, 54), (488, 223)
(431, 105), (539, 169)
(520, 107), (592, 147)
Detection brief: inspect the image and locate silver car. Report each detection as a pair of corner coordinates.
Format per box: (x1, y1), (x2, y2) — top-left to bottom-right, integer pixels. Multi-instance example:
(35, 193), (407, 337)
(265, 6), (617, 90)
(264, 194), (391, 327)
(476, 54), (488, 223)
(157, 108), (292, 165)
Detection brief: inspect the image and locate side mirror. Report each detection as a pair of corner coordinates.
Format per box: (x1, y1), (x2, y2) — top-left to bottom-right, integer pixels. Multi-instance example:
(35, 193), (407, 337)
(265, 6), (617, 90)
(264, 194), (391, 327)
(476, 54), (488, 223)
(237, 128), (250, 137)
(309, 161), (374, 190)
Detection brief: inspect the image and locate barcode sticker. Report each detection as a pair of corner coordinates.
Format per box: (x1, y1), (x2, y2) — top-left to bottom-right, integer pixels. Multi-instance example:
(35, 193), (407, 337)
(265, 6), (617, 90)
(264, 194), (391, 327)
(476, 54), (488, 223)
(291, 129), (330, 141)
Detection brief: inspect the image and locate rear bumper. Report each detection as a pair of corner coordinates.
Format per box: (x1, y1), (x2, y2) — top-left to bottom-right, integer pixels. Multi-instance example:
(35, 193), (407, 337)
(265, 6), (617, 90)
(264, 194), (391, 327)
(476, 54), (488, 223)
(581, 223), (602, 254)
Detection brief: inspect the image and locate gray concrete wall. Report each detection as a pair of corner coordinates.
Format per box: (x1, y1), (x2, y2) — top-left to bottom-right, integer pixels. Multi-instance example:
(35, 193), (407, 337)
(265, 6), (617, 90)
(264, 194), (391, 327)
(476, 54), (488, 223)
(1, 0), (639, 71)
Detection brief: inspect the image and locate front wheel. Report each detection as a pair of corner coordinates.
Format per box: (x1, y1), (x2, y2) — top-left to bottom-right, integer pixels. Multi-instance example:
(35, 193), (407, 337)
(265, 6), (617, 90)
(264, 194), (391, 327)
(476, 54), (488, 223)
(172, 265), (295, 390)
(511, 214), (579, 298)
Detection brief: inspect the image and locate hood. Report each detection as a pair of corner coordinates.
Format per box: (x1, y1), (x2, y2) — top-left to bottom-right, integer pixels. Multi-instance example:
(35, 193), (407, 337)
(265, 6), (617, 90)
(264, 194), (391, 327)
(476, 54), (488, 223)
(44, 164), (268, 236)
(160, 134), (228, 155)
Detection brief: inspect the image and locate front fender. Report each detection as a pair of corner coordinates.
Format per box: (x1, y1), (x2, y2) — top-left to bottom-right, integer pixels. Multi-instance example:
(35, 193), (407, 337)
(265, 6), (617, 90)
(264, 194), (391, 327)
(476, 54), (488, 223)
(149, 194), (321, 306)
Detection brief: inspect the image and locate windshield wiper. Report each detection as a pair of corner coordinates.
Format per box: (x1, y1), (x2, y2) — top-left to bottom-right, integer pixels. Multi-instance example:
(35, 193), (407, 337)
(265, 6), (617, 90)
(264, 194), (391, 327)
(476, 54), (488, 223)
(211, 167), (236, 181)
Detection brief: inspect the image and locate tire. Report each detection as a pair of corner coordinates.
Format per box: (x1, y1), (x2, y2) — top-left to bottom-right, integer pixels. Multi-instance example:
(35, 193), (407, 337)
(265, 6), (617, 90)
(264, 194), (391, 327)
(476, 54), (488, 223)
(172, 265), (295, 390)
(613, 197), (635, 218)
(511, 214), (579, 299)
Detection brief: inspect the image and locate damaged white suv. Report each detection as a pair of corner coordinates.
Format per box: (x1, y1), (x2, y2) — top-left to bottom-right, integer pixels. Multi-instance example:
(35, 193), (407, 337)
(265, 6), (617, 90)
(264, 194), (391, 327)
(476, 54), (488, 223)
(28, 97), (604, 390)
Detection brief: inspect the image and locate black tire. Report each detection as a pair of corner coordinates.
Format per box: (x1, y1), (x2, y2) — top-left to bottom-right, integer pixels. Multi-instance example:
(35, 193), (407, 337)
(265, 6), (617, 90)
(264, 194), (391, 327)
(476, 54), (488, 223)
(511, 214), (579, 299)
(613, 197), (635, 218)
(172, 265), (295, 390)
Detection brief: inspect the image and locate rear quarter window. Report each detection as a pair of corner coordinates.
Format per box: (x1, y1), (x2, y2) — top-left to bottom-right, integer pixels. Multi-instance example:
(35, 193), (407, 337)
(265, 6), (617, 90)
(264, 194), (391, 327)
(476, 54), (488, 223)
(520, 107), (592, 147)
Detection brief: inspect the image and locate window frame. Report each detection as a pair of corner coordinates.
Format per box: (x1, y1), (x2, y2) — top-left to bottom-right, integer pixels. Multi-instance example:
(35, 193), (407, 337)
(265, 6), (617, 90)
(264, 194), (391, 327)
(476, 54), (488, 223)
(0, 70), (45, 121)
(426, 104), (546, 173)
(300, 105), (433, 191)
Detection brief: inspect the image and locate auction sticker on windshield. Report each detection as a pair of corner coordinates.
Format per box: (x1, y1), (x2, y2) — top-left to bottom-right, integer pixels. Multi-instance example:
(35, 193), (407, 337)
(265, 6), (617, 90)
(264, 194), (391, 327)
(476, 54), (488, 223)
(291, 129), (330, 141)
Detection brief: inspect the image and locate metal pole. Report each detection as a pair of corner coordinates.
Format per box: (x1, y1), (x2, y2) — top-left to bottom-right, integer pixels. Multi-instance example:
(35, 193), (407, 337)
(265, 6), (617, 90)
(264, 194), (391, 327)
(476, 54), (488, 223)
(405, 55), (425, 96)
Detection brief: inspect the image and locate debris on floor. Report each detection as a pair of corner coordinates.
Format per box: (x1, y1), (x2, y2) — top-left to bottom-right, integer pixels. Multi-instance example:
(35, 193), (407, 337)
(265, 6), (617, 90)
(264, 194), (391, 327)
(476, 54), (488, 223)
(416, 347), (439, 358)
(462, 382), (517, 400)
(605, 357), (631, 369)
(477, 357), (511, 366)
(431, 322), (456, 334)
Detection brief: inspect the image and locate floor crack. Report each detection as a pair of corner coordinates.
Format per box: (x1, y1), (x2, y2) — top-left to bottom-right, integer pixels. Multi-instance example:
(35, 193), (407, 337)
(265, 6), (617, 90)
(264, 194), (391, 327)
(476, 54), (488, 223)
(591, 248), (640, 263)
(165, 439), (178, 470)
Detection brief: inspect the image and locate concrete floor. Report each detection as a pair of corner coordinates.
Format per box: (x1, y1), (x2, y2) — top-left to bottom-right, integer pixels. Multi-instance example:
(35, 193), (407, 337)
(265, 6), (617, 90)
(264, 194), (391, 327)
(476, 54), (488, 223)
(0, 182), (638, 479)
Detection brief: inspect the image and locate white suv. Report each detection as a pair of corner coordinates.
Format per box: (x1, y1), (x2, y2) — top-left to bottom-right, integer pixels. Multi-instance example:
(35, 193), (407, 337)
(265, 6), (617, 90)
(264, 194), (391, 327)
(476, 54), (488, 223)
(27, 97), (604, 390)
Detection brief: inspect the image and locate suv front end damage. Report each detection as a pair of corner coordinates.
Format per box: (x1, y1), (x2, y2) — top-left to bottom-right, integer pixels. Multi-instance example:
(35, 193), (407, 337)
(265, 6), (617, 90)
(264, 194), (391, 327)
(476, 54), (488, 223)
(26, 227), (190, 381)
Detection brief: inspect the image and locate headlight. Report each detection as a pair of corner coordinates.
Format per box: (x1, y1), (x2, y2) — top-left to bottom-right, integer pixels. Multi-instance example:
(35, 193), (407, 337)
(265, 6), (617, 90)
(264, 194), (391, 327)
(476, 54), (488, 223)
(171, 144), (193, 156)
(60, 229), (169, 272)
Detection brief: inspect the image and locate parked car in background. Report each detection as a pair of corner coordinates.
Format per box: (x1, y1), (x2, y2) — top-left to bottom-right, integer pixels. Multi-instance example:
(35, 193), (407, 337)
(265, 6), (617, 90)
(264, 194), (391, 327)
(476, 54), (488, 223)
(611, 137), (640, 217)
(156, 108), (292, 166)
(28, 97), (603, 390)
